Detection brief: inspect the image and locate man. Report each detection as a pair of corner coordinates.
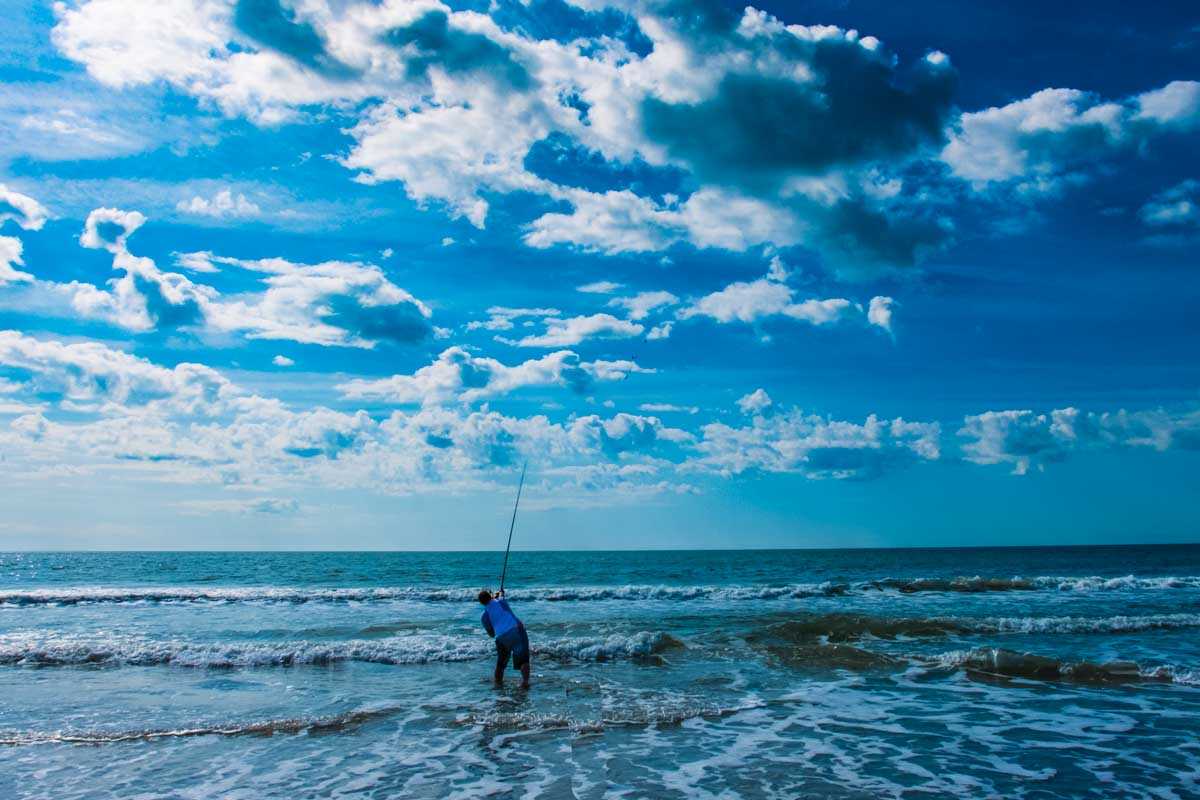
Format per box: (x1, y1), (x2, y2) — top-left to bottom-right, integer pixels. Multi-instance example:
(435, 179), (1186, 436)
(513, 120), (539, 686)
(478, 589), (531, 689)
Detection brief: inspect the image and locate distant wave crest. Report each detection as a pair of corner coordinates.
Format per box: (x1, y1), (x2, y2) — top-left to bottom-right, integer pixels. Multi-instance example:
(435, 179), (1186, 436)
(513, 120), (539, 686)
(1, 575), (1197, 607)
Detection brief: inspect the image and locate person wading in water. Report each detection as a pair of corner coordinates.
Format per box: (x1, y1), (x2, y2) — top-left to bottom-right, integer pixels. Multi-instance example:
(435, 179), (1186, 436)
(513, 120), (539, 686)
(478, 589), (531, 689)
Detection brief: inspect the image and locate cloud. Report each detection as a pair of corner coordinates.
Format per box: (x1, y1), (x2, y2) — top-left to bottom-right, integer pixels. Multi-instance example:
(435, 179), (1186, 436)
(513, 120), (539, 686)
(943, 81), (1200, 193)
(737, 389), (772, 415)
(0, 237), (34, 287)
(577, 280), (622, 294)
(608, 290), (678, 320)
(646, 321), (673, 340)
(639, 402), (698, 414)
(272, 355), (294, 367)
(465, 306), (561, 332)
(692, 398), (940, 480)
(0, 330), (249, 416)
(50, 0), (964, 269)
(958, 406), (1200, 475)
(178, 497), (301, 515)
(1139, 180), (1200, 244)
(80, 207), (146, 253)
(0, 185), (50, 231)
(679, 276), (853, 327)
(204, 255), (433, 347)
(69, 216), (433, 348)
(867, 295), (894, 333)
(338, 346), (652, 405)
(177, 189), (262, 219)
(510, 312), (644, 347)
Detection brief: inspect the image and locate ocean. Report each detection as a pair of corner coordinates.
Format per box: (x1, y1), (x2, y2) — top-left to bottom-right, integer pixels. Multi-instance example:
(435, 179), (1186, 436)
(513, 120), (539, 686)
(0, 546), (1197, 799)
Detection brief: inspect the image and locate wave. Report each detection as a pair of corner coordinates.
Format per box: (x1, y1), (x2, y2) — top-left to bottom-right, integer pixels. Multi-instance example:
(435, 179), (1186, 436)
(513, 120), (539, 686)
(749, 612), (1200, 643)
(927, 647), (1199, 686)
(1, 574), (1197, 607)
(0, 583), (850, 606)
(864, 575), (1200, 594)
(0, 706), (402, 746)
(455, 701), (761, 733)
(0, 630), (684, 669)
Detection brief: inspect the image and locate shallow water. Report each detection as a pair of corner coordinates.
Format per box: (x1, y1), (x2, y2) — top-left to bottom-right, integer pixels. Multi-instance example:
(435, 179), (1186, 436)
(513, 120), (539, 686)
(0, 546), (1198, 799)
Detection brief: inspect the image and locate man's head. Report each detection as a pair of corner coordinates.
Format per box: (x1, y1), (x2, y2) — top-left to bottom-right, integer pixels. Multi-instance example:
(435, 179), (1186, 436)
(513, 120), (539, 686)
(478, 589), (493, 605)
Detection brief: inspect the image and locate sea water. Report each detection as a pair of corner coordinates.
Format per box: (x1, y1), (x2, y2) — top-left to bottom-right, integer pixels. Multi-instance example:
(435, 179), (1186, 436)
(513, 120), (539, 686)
(0, 546), (1197, 798)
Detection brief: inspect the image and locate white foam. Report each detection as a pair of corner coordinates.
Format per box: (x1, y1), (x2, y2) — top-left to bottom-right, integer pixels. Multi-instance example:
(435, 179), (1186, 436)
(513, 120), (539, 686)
(0, 629), (686, 669)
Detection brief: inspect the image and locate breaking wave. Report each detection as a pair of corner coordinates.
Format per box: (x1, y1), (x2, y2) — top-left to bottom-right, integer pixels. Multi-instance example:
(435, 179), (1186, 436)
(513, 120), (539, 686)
(749, 612), (1200, 643)
(1, 575), (1196, 608)
(0, 631), (685, 669)
(927, 647), (1200, 686)
(0, 706), (402, 746)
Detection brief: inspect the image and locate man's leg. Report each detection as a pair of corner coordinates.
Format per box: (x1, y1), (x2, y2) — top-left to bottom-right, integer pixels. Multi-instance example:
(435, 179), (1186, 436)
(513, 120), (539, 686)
(494, 644), (508, 685)
(517, 625), (531, 688)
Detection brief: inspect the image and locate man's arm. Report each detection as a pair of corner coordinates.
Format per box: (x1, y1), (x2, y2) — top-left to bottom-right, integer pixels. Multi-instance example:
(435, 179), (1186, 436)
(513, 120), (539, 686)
(481, 610), (495, 637)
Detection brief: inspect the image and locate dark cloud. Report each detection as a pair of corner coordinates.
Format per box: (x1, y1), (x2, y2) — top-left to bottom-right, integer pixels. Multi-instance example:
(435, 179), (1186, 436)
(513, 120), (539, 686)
(324, 295), (432, 346)
(234, 0), (356, 77)
(385, 11), (532, 89)
(816, 196), (953, 271)
(642, 44), (956, 191)
(489, 0), (652, 58)
(131, 274), (205, 330)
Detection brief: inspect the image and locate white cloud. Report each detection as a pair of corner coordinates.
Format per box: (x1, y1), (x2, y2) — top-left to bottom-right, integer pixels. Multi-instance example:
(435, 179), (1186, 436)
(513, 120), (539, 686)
(0, 185), (50, 231)
(272, 355), (295, 367)
(639, 403), (698, 414)
(943, 81), (1200, 192)
(80, 207), (145, 252)
(958, 406), (1199, 475)
(646, 321), (673, 340)
(577, 281), (622, 294)
(176, 189), (262, 219)
(68, 212), (434, 348)
(511, 313), (644, 347)
(338, 346), (652, 405)
(465, 306), (560, 332)
(679, 277), (854, 327)
(867, 296), (895, 333)
(737, 389), (772, 415)
(692, 399), (941, 479)
(1140, 180), (1200, 231)
(178, 497), (301, 515)
(0, 237), (34, 287)
(608, 290), (678, 320)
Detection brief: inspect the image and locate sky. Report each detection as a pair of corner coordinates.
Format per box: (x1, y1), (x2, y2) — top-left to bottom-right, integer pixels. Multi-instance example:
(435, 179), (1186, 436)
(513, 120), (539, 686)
(0, 0), (1197, 550)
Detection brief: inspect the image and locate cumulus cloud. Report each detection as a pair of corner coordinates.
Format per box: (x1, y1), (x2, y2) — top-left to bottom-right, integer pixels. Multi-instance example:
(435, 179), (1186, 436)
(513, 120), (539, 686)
(958, 406), (1200, 475)
(50, 0), (962, 270)
(943, 81), (1200, 193)
(608, 290), (678, 320)
(692, 399), (941, 480)
(337, 346), (652, 405)
(0, 237), (34, 287)
(272, 355), (294, 367)
(511, 313), (644, 347)
(176, 189), (262, 219)
(680, 276), (853, 327)
(69, 214), (433, 347)
(0, 185), (50, 231)
(737, 389), (773, 415)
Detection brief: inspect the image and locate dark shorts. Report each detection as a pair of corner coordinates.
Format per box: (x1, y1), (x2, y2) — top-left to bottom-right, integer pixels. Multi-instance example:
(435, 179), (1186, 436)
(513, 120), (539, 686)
(495, 623), (530, 670)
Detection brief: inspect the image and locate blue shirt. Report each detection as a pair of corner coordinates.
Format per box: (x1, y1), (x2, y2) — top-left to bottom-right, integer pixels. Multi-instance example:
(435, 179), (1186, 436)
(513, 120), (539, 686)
(481, 598), (519, 638)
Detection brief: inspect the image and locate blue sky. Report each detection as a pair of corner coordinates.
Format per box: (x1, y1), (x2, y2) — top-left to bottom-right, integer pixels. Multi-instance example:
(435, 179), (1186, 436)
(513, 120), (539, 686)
(0, 0), (1197, 549)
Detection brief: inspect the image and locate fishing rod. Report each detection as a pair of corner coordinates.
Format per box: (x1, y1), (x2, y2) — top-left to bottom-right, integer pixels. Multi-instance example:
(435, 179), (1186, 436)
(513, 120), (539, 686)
(498, 461), (527, 594)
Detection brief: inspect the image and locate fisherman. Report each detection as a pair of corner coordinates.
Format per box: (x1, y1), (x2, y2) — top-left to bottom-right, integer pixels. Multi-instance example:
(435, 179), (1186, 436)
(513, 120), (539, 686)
(478, 588), (531, 689)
